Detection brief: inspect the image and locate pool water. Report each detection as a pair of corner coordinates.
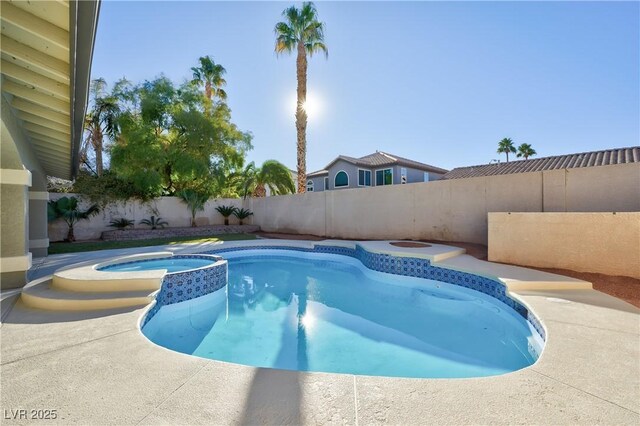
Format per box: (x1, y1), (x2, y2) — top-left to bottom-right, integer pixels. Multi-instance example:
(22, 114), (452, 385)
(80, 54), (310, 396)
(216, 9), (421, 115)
(102, 258), (214, 273)
(142, 251), (539, 378)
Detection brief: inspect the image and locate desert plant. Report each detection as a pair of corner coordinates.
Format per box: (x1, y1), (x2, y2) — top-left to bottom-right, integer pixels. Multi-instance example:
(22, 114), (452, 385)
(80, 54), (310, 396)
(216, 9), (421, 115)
(233, 208), (253, 225)
(177, 189), (209, 227)
(109, 218), (134, 230)
(215, 205), (237, 225)
(140, 215), (168, 230)
(47, 196), (100, 242)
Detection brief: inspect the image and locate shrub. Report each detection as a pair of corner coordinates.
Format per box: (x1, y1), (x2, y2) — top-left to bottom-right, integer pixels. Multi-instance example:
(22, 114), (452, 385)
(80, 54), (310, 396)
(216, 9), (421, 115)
(215, 205), (237, 225)
(233, 208), (253, 225)
(139, 215), (168, 230)
(109, 218), (134, 230)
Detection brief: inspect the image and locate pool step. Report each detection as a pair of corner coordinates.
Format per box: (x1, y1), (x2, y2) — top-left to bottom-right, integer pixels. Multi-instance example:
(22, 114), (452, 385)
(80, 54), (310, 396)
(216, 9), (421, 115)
(21, 280), (155, 311)
(52, 264), (163, 293)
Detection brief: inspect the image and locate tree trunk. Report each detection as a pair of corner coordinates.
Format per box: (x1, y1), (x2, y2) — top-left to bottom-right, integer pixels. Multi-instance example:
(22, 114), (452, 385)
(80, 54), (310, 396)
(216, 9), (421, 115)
(205, 81), (212, 116)
(506, 152), (509, 162)
(253, 183), (266, 197)
(94, 126), (103, 176)
(67, 225), (75, 242)
(224, 217), (229, 226)
(295, 42), (308, 194)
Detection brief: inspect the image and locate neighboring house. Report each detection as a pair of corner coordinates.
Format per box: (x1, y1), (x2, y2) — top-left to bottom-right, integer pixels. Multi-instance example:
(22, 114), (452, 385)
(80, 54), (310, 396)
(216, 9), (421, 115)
(306, 151), (448, 192)
(442, 146), (639, 179)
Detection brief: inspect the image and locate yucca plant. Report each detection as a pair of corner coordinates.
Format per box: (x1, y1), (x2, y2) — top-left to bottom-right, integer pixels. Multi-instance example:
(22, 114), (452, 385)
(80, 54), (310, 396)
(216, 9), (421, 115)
(215, 205), (237, 225)
(109, 218), (134, 230)
(233, 208), (253, 225)
(47, 196), (100, 242)
(140, 215), (168, 230)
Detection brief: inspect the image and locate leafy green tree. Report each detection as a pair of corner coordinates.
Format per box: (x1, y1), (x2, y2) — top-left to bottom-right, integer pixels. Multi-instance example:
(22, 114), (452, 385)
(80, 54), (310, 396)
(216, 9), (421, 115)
(177, 189), (210, 227)
(275, 2), (328, 193)
(48, 196), (100, 242)
(516, 143), (537, 160)
(81, 78), (120, 176)
(240, 160), (295, 198)
(497, 138), (516, 162)
(191, 56), (227, 115)
(110, 77), (252, 197)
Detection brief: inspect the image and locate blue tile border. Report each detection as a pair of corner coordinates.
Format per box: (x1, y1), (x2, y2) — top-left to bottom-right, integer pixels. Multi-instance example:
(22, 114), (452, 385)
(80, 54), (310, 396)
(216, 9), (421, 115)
(136, 255), (227, 327)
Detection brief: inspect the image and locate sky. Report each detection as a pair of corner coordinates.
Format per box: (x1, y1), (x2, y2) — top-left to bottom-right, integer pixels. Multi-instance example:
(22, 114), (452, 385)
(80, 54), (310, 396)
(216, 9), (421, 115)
(91, 1), (639, 172)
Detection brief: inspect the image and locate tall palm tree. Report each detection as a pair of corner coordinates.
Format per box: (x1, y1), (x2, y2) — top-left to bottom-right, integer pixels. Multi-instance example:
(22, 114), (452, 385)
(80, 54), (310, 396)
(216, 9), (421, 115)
(191, 56), (227, 114)
(82, 78), (119, 176)
(497, 138), (516, 162)
(516, 143), (537, 160)
(241, 160), (296, 198)
(275, 2), (328, 193)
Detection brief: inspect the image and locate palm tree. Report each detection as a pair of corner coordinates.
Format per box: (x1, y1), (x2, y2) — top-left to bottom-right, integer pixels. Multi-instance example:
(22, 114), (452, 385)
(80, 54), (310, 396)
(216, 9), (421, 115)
(47, 196), (100, 242)
(516, 143), (537, 160)
(497, 138), (516, 162)
(177, 189), (210, 227)
(191, 56), (227, 114)
(82, 78), (120, 176)
(241, 160), (296, 198)
(274, 2), (328, 193)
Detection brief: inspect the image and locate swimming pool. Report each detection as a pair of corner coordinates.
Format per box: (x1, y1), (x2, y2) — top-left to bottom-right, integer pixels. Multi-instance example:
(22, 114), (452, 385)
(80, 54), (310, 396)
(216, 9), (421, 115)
(142, 248), (543, 378)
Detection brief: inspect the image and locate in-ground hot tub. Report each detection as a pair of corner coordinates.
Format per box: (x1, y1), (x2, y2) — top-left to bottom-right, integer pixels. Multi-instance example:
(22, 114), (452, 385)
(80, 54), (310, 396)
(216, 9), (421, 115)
(141, 246), (545, 379)
(98, 256), (219, 273)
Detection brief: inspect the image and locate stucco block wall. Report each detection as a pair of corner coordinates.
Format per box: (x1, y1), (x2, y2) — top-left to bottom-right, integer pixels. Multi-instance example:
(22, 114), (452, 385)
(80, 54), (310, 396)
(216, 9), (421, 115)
(48, 195), (249, 241)
(49, 163), (639, 246)
(488, 212), (640, 278)
(252, 192), (326, 235)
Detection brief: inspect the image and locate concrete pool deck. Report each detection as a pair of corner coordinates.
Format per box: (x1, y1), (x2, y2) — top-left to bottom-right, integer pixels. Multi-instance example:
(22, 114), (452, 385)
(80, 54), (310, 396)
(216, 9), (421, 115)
(1, 239), (639, 424)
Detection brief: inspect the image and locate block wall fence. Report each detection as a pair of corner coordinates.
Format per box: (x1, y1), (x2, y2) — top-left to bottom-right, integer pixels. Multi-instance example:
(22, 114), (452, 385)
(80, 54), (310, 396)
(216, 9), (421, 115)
(488, 212), (640, 279)
(49, 163), (639, 246)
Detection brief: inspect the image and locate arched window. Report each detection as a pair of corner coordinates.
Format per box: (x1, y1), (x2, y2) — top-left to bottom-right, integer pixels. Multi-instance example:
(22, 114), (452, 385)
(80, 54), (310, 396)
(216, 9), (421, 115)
(306, 180), (314, 192)
(334, 170), (349, 187)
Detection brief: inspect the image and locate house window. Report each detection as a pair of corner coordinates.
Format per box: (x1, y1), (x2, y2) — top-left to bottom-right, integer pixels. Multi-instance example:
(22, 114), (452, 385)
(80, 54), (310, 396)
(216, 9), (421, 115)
(423, 172), (429, 182)
(306, 180), (314, 192)
(400, 167), (407, 184)
(324, 177), (329, 190)
(375, 168), (393, 186)
(335, 170), (349, 187)
(358, 169), (371, 186)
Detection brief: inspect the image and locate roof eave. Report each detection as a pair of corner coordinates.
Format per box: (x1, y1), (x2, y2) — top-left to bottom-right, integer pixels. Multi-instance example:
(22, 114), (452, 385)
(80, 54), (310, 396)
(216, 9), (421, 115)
(69, 0), (101, 180)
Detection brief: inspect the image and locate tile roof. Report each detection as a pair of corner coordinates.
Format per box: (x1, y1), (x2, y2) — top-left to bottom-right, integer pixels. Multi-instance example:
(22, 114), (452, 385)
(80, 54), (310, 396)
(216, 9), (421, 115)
(442, 146), (640, 180)
(308, 151), (448, 176)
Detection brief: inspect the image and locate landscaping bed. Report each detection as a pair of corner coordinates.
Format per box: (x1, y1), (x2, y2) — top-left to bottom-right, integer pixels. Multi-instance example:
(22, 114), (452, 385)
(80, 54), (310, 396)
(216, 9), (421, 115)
(101, 225), (260, 241)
